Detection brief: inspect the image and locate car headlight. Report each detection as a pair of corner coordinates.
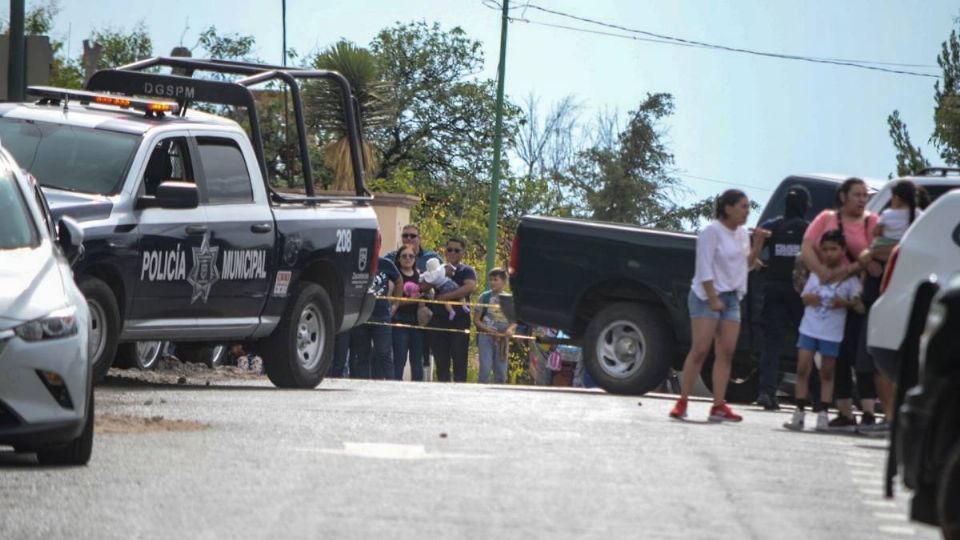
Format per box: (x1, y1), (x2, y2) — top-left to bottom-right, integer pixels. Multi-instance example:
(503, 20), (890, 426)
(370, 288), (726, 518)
(14, 306), (78, 341)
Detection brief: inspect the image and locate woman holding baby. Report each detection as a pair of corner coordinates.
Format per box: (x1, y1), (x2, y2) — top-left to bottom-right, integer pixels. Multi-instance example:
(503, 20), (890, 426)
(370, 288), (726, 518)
(391, 244), (426, 381)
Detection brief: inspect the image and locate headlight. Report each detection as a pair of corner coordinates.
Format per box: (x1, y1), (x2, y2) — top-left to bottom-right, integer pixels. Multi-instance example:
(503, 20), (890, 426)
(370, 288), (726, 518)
(14, 306), (78, 341)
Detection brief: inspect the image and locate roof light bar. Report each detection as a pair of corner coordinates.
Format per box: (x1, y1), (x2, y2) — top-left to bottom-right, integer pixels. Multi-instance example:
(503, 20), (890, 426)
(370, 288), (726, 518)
(27, 86), (180, 115)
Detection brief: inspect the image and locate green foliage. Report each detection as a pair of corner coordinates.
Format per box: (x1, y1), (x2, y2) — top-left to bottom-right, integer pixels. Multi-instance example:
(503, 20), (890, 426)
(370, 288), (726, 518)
(197, 26), (255, 61)
(90, 22), (152, 69)
(25, 0), (56, 34)
(887, 110), (930, 177)
(933, 26), (960, 165)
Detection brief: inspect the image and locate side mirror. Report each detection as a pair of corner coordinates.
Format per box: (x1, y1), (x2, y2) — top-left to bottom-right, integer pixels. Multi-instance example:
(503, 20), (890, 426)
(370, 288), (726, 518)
(138, 181), (199, 210)
(56, 216), (84, 264)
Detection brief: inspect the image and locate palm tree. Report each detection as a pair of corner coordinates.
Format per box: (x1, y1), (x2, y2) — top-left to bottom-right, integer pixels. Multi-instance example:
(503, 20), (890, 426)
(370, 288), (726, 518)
(305, 40), (395, 191)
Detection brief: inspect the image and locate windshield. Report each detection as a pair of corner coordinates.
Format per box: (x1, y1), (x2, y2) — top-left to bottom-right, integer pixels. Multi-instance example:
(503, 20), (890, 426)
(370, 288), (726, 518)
(0, 117), (139, 195)
(0, 173), (38, 250)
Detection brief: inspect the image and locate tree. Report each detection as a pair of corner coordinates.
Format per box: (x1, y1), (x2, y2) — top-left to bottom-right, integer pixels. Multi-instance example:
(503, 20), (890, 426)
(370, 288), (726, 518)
(196, 25), (255, 62)
(932, 25), (960, 165)
(306, 40), (395, 191)
(90, 22), (152, 69)
(562, 93), (694, 227)
(369, 22), (520, 188)
(887, 110), (930, 177)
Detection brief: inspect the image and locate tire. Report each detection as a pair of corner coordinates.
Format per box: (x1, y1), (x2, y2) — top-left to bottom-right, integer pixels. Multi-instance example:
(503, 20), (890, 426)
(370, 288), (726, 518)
(37, 385), (94, 466)
(260, 283), (335, 388)
(939, 441), (960, 540)
(701, 353), (760, 404)
(79, 277), (120, 383)
(581, 303), (674, 396)
(117, 341), (165, 370)
(177, 344), (228, 368)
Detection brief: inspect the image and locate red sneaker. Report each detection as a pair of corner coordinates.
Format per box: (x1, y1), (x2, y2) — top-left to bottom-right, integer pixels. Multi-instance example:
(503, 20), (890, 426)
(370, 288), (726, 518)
(708, 403), (743, 423)
(669, 399), (688, 420)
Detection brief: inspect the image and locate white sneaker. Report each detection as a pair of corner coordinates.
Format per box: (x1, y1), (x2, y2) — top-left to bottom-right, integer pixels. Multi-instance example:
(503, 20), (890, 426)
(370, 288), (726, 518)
(816, 411), (829, 432)
(783, 409), (805, 431)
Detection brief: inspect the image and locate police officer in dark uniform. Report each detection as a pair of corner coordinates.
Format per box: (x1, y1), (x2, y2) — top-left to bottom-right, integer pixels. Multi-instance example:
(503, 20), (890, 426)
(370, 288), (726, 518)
(756, 186), (810, 410)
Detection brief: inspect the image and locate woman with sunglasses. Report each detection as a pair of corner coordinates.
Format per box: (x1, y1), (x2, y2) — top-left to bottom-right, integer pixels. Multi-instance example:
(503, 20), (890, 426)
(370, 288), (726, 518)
(426, 237), (477, 382)
(392, 245), (425, 381)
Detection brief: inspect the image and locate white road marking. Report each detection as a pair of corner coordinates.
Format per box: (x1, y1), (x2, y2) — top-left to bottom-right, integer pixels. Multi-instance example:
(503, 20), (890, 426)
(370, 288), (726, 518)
(874, 511), (907, 521)
(846, 459), (878, 468)
(295, 442), (492, 460)
(850, 467), (880, 477)
(859, 488), (884, 496)
(852, 476), (880, 485)
(877, 525), (915, 536)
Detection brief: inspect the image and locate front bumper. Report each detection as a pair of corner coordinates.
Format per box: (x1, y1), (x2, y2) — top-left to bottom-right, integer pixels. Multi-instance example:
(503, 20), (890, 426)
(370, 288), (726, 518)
(0, 331), (90, 448)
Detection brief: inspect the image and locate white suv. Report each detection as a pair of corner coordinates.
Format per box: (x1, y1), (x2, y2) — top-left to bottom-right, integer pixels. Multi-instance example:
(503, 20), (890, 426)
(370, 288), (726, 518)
(868, 171), (960, 377)
(0, 151), (93, 465)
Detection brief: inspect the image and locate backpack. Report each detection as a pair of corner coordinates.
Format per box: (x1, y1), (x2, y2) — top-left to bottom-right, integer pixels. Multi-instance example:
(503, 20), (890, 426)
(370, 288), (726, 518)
(765, 216), (808, 282)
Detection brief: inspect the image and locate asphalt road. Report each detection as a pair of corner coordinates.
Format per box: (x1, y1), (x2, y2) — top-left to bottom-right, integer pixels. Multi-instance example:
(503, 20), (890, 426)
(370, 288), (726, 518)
(0, 376), (939, 540)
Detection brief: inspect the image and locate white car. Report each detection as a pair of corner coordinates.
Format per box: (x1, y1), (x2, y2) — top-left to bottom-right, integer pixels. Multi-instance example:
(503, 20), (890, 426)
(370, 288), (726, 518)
(0, 153), (93, 465)
(868, 180), (960, 378)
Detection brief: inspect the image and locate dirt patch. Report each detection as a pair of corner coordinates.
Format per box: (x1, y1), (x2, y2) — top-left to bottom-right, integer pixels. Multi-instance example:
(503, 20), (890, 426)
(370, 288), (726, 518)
(95, 413), (208, 434)
(105, 355), (264, 386)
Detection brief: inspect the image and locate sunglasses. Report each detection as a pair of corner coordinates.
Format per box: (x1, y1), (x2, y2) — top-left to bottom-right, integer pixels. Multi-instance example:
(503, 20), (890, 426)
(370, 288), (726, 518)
(398, 253), (416, 259)
(402, 233), (419, 239)
(445, 247), (462, 253)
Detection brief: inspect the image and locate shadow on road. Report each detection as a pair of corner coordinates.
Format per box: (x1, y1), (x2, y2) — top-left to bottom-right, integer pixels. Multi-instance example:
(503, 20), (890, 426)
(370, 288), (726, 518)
(99, 377), (351, 393)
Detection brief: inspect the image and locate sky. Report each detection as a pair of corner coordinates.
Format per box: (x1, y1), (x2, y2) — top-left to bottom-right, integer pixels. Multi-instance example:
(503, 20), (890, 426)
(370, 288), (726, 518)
(49, 0), (958, 213)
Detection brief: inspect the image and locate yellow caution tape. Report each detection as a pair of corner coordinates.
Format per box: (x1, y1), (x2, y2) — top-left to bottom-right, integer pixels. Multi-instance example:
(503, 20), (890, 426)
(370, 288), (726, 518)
(375, 295), (501, 309)
(362, 320), (536, 341)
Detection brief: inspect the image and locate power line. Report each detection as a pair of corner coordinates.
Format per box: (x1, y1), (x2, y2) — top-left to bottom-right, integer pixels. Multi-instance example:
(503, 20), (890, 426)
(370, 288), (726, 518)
(675, 172), (775, 193)
(488, 1), (941, 79)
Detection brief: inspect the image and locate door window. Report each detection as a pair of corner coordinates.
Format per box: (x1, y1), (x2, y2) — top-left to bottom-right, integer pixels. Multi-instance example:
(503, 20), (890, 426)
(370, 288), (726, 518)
(196, 138), (254, 204)
(142, 137), (194, 197)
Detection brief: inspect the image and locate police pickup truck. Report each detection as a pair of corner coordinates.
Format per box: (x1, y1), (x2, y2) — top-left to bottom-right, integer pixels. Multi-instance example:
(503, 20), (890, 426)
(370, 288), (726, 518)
(0, 58), (381, 388)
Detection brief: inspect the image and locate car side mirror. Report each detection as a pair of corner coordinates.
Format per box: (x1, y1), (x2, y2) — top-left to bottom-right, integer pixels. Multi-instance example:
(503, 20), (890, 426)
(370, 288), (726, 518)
(138, 181), (199, 210)
(56, 216), (84, 264)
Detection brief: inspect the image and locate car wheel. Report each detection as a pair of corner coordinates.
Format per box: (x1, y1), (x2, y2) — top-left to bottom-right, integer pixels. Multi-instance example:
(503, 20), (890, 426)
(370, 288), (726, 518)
(581, 303), (674, 395)
(700, 353), (760, 404)
(117, 341), (165, 370)
(36, 385), (94, 466)
(177, 344), (228, 368)
(261, 283), (335, 389)
(79, 277), (120, 383)
(939, 440), (960, 540)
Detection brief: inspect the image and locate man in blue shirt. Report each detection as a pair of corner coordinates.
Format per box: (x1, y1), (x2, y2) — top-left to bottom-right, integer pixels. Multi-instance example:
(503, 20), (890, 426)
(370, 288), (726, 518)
(426, 237), (477, 382)
(385, 224), (440, 272)
(350, 256), (401, 379)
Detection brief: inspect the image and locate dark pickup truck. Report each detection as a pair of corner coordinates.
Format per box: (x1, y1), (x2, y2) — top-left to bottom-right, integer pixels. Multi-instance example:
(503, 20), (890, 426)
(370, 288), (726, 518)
(0, 58), (380, 388)
(508, 174), (867, 398)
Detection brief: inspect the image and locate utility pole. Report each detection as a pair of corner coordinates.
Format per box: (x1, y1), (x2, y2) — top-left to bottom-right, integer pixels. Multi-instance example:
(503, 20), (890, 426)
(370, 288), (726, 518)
(485, 0), (509, 279)
(7, 0), (26, 102)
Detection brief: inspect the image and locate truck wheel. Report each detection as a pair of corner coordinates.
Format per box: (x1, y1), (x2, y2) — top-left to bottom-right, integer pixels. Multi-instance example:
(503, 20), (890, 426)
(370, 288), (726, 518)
(700, 354), (760, 404)
(582, 303), (674, 395)
(940, 441), (960, 540)
(177, 344), (228, 368)
(261, 283), (335, 388)
(117, 341), (164, 370)
(79, 277), (120, 383)
(37, 385), (94, 466)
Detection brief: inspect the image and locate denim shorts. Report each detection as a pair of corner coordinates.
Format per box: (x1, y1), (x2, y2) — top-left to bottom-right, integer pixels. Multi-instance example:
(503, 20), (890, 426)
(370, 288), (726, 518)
(688, 290), (741, 322)
(797, 333), (841, 358)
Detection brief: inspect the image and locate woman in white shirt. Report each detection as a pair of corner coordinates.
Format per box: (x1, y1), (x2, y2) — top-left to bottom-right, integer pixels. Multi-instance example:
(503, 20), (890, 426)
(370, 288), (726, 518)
(670, 189), (767, 422)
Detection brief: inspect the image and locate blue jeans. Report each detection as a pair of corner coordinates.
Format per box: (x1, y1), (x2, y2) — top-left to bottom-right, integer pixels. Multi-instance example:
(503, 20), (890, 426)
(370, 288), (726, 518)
(688, 290), (741, 322)
(392, 321), (424, 381)
(478, 334), (508, 384)
(758, 280), (803, 396)
(350, 323), (393, 380)
(326, 333), (351, 378)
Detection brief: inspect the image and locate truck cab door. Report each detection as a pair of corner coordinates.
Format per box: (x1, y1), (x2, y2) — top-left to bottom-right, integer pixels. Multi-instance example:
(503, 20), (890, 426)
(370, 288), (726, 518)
(130, 135), (207, 331)
(190, 134), (275, 330)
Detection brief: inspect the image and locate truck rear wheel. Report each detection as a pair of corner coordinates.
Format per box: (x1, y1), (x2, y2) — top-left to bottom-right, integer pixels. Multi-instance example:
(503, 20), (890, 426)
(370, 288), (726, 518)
(700, 353), (760, 404)
(940, 440), (960, 540)
(80, 277), (120, 383)
(261, 283), (335, 388)
(582, 303), (674, 395)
